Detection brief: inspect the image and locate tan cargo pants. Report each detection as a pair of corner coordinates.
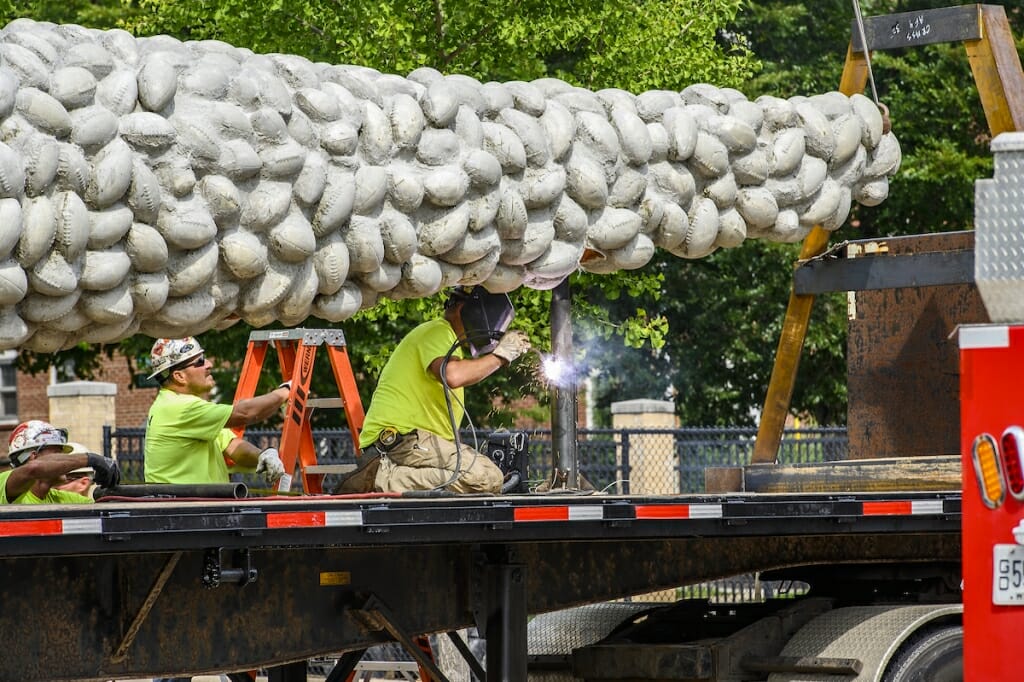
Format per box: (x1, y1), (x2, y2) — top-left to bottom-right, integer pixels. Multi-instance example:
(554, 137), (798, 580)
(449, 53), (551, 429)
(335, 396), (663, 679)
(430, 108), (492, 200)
(373, 429), (503, 494)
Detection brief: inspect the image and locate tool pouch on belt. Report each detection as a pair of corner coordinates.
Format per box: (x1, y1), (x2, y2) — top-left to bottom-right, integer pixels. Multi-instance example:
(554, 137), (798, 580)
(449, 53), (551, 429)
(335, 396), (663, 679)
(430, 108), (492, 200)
(333, 448), (381, 494)
(332, 428), (405, 494)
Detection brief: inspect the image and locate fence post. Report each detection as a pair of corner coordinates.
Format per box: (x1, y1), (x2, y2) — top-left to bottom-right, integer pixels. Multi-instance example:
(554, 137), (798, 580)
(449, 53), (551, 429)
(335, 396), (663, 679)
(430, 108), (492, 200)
(620, 432), (630, 495)
(48, 381), (116, 455)
(611, 399), (678, 495)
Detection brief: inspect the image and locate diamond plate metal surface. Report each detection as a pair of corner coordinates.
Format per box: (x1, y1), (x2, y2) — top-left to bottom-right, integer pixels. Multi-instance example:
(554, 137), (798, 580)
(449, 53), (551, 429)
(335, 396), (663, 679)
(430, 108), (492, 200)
(767, 604), (962, 682)
(975, 132), (1024, 323)
(526, 602), (663, 682)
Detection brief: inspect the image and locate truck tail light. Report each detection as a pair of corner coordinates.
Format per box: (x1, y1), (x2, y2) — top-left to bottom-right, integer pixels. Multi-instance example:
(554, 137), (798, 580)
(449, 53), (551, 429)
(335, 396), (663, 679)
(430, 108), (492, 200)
(972, 433), (1006, 509)
(1001, 426), (1024, 500)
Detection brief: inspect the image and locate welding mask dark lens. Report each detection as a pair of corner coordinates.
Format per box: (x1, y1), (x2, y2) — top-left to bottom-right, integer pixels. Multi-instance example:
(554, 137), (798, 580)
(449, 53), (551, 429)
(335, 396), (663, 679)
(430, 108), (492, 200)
(456, 288), (515, 357)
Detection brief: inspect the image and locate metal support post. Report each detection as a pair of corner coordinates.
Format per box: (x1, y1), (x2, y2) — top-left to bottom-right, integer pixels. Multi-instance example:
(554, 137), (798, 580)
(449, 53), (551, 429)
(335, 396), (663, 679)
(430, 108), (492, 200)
(325, 649), (368, 682)
(550, 278), (579, 488)
(267, 661), (307, 682)
(482, 551), (527, 682)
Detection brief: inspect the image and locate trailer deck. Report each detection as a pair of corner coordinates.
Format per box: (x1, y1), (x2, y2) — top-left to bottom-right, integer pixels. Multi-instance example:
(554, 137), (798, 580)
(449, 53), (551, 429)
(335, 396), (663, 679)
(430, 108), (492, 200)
(1, 490), (961, 681)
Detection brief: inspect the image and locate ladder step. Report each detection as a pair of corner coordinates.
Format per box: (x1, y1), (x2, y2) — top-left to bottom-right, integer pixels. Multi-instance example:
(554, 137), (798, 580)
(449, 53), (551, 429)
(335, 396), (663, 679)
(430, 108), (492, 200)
(302, 464), (358, 475)
(308, 398), (344, 409)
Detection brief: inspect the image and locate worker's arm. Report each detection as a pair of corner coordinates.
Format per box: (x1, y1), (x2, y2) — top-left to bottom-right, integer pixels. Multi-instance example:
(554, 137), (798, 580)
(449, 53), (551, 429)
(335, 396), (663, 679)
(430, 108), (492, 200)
(223, 438), (261, 468)
(225, 387), (289, 429)
(427, 329), (532, 388)
(429, 354), (505, 389)
(3, 454), (90, 500)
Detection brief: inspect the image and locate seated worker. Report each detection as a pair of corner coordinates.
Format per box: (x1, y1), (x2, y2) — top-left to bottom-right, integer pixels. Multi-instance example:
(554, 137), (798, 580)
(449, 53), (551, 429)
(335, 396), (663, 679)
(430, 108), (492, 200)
(144, 336), (287, 486)
(341, 286), (531, 494)
(2, 420), (120, 504)
(55, 442), (100, 497)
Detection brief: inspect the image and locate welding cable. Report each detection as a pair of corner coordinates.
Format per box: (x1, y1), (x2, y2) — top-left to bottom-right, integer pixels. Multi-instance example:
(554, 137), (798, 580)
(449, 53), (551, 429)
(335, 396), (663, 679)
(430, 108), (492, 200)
(437, 334), (482, 491)
(500, 471), (522, 494)
(435, 328), (504, 491)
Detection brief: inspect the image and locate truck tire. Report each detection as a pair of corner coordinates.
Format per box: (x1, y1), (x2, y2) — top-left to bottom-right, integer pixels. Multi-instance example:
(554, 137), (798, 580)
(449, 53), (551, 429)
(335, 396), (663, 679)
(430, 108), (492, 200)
(881, 623), (962, 682)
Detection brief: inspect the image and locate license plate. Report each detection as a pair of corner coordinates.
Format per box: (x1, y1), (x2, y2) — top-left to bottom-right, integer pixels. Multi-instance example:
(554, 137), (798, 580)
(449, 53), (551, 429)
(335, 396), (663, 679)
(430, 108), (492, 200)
(993, 544), (1024, 605)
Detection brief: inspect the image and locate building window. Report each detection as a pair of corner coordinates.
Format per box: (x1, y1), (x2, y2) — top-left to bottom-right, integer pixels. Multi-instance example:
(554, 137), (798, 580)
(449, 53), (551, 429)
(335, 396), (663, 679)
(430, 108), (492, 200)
(0, 351), (16, 424)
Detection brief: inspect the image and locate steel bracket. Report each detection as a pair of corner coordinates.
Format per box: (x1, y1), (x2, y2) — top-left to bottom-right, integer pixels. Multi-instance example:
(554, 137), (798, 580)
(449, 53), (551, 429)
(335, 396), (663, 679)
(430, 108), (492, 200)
(350, 595), (450, 682)
(202, 547), (258, 588)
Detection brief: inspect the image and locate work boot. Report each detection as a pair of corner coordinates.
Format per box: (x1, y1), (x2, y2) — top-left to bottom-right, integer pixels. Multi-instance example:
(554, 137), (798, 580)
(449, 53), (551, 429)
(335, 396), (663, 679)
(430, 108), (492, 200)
(333, 452), (381, 494)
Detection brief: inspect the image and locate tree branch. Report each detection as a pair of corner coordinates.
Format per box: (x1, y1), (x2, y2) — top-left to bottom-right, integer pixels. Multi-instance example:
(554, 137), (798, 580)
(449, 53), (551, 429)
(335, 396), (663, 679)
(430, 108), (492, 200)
(442, 19), (498, 67)
(434, 0), (446, 64)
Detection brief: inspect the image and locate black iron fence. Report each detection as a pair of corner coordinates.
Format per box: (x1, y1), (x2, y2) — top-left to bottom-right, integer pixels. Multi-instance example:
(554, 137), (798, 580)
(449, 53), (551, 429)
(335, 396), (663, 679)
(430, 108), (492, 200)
(104, 425), (849, 493)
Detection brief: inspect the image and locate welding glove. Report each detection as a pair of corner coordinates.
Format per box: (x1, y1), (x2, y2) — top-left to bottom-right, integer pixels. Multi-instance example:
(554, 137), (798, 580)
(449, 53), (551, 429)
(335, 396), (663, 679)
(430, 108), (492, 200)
(256, 448), (286, 484)
(86, 454), (121, 488)
(492, 330), (531, 365)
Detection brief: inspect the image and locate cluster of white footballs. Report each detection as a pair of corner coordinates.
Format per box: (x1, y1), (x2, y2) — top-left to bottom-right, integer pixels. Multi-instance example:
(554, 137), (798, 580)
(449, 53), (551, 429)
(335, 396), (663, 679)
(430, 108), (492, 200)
(0, 19), (901, 351)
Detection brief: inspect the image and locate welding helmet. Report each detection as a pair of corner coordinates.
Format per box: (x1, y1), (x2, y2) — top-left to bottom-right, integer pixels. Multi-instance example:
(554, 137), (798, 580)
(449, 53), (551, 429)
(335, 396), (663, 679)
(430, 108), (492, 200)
(445, 286), (515, 357)
(7, 420), (73, 467)
(147, 337), (205, 381)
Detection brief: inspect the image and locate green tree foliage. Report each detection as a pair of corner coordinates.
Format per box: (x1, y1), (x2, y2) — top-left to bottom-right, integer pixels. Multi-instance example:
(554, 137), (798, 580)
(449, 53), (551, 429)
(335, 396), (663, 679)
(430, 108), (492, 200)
(10, 0), (1012, 430)
(5, 0), (759, 428)
(584, 0), (1019, 427)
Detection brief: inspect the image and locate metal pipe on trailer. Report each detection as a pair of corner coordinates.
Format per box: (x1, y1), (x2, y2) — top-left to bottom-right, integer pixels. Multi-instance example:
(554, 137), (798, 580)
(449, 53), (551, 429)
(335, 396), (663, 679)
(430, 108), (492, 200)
(550, 278), (579, 488)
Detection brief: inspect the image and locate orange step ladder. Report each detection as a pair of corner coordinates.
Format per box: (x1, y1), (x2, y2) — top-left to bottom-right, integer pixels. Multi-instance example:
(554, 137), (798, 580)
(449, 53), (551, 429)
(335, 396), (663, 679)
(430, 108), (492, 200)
(232, 328), (365, 494)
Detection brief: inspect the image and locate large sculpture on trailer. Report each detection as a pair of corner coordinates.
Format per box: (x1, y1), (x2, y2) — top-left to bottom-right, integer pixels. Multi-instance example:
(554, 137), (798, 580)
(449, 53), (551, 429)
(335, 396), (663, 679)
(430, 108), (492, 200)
(0, 19), (901, 352)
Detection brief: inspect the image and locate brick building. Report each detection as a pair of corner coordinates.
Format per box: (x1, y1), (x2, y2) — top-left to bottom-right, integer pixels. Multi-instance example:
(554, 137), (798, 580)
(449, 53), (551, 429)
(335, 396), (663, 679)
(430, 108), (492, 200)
(3, 353), (157, 457)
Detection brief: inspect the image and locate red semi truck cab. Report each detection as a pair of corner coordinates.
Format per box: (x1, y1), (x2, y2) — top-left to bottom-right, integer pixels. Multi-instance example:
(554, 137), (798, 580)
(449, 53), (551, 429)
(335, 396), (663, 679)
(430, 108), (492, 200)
(962, 130), (1024, 680)
(960, 324), (1024, 679)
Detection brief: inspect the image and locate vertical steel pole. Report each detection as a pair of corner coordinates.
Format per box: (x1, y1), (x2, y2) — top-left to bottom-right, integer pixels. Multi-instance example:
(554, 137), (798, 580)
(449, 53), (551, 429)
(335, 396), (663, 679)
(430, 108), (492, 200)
(550, 278), (578, 486)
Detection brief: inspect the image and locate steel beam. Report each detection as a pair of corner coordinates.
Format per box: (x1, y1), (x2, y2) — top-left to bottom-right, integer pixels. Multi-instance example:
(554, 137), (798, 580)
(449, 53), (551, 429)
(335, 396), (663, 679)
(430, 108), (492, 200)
(793, 247), (975, 294)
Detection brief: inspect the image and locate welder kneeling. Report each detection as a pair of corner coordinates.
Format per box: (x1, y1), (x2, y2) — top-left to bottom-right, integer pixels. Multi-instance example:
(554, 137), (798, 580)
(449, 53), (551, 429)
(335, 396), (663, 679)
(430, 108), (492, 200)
(336, 286), (530, 495)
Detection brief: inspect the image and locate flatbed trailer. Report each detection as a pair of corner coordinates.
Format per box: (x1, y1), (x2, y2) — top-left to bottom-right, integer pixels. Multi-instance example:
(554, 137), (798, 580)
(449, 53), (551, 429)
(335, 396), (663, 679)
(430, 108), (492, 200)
(1, 490), (960, 681)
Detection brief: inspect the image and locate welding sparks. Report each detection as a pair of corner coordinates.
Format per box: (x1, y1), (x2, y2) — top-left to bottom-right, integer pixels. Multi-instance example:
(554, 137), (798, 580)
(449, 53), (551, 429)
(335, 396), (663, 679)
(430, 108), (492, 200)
(540, 354), (575, 388)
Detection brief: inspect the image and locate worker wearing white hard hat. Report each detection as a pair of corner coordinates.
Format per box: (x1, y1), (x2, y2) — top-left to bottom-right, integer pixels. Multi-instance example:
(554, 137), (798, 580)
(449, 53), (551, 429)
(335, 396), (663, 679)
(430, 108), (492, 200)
(2, 420), (120, 504)
(55, 442), (99, 497)
(143, 337), (288, 486)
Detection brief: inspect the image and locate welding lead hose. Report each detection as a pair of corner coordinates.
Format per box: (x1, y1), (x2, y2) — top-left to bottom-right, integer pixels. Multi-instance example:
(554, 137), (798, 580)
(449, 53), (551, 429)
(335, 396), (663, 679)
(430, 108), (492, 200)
(93, 482), (249, 500)
(435, 328), (504, 491)
(500, 471), (522, 495)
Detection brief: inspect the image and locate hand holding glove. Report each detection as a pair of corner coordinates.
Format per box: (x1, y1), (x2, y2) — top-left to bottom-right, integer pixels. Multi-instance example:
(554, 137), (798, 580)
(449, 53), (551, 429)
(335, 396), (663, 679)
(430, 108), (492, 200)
(492, 330), (531, 365)
(256, 447), (286, 484)
(86, 453), (121, 488)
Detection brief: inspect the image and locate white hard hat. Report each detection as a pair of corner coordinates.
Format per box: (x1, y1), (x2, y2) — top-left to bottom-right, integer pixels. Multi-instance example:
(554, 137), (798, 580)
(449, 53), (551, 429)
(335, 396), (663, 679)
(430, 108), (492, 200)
(65, 442), (97, 476)
(148, 337), (205, 380)
(7, 420), (73, 467)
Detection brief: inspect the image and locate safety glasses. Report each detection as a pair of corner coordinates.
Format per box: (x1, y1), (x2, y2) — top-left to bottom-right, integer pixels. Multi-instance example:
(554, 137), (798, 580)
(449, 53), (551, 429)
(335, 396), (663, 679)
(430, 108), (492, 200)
(174, 355), (206, 371)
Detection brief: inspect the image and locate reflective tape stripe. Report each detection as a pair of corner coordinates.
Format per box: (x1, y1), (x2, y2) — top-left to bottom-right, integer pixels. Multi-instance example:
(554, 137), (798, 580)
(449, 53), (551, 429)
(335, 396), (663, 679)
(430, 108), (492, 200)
(863, 501), (913, 516)
(0, 518), (100, 537)
(0, 519), (63, 536)
(514, 506), (568, 522)
(688, 504), (723, 519)
(567, 506), (604, 521)
(266, 511), (326, 528)
(325, 510), (363, 527)
(911, 499), (945, 515)
(635, 505), (689, 519)
(61, 518), (102, 534)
